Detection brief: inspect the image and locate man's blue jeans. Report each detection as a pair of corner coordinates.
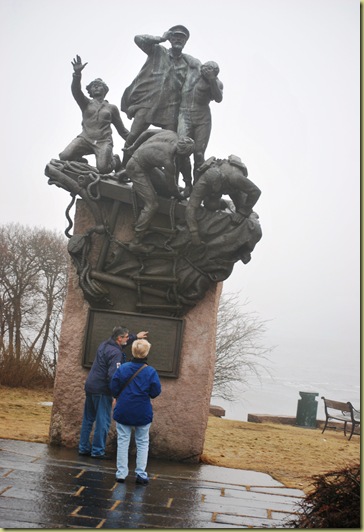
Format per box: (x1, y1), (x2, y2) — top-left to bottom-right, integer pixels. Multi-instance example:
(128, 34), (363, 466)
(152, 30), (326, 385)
(79, 393), (113, 457)
(115, 422), (151, 480)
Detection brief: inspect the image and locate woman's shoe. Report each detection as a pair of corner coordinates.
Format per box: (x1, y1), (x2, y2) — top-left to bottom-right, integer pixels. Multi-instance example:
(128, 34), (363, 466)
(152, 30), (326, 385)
(135, 475), (149, 485)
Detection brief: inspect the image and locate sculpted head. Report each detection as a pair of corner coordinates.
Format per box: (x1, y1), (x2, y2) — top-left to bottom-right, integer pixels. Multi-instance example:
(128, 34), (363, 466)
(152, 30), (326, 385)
(86, 78), (109, 97)
(168, 25), (189, 52)
(201, 61), (220, 78)
(176, 136), (195, 156)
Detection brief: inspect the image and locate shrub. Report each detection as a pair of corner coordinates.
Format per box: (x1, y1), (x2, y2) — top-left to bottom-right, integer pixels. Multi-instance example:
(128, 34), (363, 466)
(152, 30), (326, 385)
(0, 348), (55, 389)
(287, 464), (360, 528)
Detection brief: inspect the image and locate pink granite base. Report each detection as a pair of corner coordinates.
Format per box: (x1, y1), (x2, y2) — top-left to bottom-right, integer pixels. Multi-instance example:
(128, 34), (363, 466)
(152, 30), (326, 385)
(49, 199), (222, 461)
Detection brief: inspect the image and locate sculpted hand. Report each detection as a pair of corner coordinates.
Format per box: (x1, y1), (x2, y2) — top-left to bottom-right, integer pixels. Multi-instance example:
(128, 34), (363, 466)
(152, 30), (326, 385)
(161, 31), (172, 41)
(168, 185), (184, 201)
(71, 54), (88, 73)
(231, 212), (246, 225)
(201, 65), (217, 80)
(190, 231), (203, 246)
(172, 190), (185, 201)
(122, 145), (134, 156)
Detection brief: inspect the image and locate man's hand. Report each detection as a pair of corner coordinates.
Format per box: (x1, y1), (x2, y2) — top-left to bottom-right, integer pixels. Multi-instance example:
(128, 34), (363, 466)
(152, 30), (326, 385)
(137, 331), (149, 339)
(71, 54), (88, 74)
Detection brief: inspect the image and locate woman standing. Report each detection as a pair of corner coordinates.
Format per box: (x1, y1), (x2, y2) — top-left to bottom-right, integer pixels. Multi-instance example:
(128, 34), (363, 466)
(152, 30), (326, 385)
(110, 339), (161, 484)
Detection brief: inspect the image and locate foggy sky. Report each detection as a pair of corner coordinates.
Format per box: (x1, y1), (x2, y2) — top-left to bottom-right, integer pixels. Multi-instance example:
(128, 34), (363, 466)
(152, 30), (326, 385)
(0, 0), (359, 408)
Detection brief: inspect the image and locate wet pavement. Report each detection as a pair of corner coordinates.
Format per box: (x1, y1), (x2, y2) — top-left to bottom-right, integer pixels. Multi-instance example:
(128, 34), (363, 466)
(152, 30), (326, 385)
(0, 438), (304, 528)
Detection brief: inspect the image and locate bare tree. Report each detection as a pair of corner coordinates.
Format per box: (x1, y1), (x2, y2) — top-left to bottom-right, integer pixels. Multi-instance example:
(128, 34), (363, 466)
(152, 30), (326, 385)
(0, 224), (68, 379)
(212, 291), (274, 401)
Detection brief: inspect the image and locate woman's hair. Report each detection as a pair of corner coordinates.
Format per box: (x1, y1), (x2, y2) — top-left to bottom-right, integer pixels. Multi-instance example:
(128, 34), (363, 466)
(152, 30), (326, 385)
(132, 339), (151, 358)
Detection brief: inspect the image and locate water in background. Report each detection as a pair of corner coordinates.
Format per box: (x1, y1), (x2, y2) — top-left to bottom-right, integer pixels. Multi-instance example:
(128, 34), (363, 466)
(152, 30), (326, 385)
(212, 359), (360, 422)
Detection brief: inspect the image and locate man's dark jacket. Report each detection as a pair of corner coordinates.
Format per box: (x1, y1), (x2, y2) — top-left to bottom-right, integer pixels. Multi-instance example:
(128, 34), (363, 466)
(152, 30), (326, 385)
(85, 335), (136, 395)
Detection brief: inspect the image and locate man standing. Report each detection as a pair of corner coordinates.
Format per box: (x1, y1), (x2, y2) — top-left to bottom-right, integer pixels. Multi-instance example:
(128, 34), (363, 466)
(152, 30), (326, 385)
(78, 326), (148, 459)
(59, 55), (129, 174)
(121, 26), (201, 152)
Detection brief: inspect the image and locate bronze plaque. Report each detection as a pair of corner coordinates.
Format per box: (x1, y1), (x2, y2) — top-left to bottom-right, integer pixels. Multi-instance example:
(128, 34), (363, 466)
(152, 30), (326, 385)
(82, 309), (184, 378)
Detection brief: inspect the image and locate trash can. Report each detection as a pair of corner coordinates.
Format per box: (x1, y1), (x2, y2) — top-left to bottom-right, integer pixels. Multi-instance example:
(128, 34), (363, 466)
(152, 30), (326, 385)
(296, 391), (319, 428)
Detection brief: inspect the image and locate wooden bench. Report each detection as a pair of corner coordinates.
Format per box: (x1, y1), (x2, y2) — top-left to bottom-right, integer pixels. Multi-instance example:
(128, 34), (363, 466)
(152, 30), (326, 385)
(321, 397), (360, 440)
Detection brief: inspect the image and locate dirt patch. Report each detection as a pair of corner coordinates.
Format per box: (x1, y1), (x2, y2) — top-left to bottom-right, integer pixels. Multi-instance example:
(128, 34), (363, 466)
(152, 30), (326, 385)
(0, 386), (359, 493)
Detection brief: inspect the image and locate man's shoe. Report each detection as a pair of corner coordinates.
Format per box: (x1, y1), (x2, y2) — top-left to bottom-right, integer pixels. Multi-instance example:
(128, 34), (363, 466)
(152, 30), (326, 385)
(116, 477), (125, 483)
(91, 453), (113, 460)
(78, 451), (91, 456)
(135, 475), (149, 485)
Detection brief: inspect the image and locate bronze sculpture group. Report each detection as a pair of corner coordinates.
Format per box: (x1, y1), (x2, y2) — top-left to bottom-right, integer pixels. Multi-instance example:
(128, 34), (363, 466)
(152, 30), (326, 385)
(45, 25), (262, 316)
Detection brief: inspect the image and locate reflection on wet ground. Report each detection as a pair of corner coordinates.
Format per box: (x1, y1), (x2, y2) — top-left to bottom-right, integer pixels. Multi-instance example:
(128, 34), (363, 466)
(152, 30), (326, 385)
(0, 438), (304, 528)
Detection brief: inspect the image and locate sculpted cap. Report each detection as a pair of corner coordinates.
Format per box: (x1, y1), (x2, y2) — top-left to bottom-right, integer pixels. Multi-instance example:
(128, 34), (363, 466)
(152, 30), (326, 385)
(168, 25), (190, 40)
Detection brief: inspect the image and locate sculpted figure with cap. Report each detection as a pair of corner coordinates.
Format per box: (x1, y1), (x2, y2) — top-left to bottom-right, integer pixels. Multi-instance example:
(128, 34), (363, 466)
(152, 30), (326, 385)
(120, 25), (201, 158)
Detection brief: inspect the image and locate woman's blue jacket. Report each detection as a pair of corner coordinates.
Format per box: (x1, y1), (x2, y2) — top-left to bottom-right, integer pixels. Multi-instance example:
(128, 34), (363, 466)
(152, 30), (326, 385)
(111, 359), (161, 426)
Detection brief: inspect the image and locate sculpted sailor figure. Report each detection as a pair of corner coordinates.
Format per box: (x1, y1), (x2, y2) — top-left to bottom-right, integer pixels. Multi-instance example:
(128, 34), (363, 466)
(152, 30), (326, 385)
(124, 129), (194, 252)
(59, 55), (129, 174)
(177, 60), (223, 197)
(185, 155), (261, 246)
(120, 26), (201, 162)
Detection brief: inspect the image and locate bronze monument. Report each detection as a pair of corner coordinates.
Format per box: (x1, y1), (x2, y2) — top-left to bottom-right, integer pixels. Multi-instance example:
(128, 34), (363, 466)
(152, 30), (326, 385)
(46, 26), (262, 461)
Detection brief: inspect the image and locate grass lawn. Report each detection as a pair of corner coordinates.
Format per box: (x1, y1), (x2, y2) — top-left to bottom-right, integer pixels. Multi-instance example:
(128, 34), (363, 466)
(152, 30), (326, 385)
(0, 385), (359, 493)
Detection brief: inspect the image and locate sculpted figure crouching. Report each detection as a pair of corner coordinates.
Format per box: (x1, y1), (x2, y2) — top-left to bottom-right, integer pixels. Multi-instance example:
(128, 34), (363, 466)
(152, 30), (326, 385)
(185, 155), (261, 246)
(124, 129), (194, 252)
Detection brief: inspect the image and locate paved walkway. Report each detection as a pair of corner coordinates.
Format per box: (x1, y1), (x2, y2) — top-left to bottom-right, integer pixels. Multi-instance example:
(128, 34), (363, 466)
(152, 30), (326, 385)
(0, 438), (304, 528)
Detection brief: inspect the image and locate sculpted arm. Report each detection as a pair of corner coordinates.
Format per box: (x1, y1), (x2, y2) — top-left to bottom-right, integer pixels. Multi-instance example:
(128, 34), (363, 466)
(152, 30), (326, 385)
(134, 31), (170, 54)
(162, 159), (182, 198)
(210, 78), (224, 103)
(123, 129), (162, 156)
(111, 105), (129, 140)
(228, 174), (261, 223)
(229, 190), (249, 220)
(70, 55), (89, 110)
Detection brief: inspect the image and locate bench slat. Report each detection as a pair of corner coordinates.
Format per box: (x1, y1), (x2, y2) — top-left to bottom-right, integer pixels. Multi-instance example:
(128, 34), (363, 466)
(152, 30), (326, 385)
(324, 399), (351, 412)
